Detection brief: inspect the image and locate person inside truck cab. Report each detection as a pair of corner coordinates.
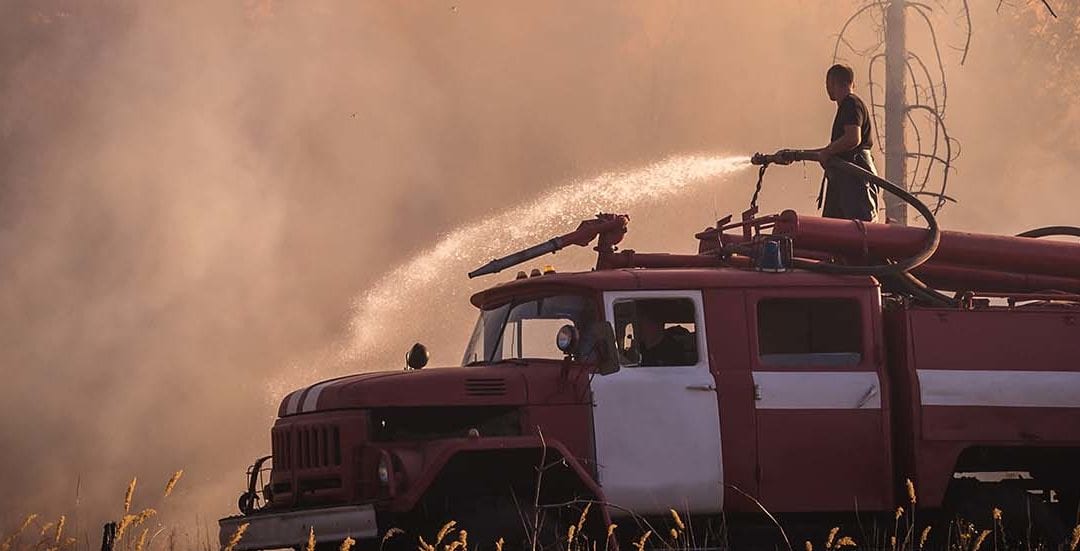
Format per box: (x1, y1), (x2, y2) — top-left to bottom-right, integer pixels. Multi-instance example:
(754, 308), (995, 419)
(635, 306), (696, 367)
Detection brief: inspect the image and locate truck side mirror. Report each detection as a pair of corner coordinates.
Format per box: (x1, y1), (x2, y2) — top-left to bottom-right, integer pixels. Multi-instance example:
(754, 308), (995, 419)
(590, 321), (620, 376)
(405, 343), (429, 370)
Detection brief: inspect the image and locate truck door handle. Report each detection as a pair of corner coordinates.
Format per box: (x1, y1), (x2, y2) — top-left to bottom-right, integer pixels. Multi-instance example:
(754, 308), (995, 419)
(855, 384), (878, 408)
(686, 384), (717, 391)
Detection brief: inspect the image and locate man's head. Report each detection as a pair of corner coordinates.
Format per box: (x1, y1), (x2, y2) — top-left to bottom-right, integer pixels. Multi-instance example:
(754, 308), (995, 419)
(826, 63), (855, 102)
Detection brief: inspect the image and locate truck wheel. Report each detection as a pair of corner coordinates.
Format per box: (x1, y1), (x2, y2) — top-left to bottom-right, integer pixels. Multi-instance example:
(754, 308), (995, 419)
(446, 494), (532, 551)
(433, 494), (595, 551)
(940, 481), (1067, 549)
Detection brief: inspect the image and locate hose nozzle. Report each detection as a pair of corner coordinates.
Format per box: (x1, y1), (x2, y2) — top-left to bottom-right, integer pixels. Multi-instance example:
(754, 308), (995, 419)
(750, 152), (774, 166)
(751, 150), (814, 166)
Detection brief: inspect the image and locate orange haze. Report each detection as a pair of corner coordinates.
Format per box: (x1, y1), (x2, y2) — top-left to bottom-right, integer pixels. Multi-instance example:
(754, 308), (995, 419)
(0, 0), (1076, 536)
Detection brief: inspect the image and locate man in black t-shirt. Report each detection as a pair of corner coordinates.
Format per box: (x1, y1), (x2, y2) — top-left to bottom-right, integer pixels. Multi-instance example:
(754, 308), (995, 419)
(804, 64), (880, 221)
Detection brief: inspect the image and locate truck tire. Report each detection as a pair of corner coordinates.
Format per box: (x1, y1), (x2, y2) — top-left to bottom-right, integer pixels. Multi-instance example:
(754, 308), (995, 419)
(940, 481), (1067, 549)
(450, 493), (532, 551)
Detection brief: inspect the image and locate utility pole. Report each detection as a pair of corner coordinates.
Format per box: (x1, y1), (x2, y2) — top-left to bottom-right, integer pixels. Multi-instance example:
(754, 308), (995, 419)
(884, 0), (909, 224)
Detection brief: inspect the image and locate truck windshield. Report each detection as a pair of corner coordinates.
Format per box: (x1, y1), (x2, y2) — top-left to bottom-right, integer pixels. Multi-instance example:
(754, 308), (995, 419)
(462, 295), (598, 365)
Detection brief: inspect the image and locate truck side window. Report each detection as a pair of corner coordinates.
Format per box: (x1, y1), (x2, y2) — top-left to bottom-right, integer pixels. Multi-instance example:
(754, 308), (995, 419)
(757, 298), (862, 366)
(613, 298), (698, 367)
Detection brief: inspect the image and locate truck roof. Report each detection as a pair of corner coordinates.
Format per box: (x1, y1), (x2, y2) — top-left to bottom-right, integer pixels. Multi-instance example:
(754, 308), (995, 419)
(470, 267), (878, 308)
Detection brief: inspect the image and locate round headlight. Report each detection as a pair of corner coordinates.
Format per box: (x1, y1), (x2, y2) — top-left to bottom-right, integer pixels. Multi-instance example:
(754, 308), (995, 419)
(555, 324), (579, 354)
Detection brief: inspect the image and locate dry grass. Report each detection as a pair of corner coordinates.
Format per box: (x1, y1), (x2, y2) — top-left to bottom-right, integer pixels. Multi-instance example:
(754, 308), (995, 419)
(5, 470), (1077, 551)
(53, 517), (65, 547)
(417, 535), (435, 551)
(632, 530), (652, 551)
(434, 521), (456, 547)
(669, 510), (684, 533)
(116, 510), (157, 542)
(971, 530), (991, 551)
(222, 523), (248, 551)
(381, 527), (405, 551)
(1, 469), (187, 551)
(124, 479), (137, 514)
(919, 526), (932, 550)
(826, 527), (840, 550)
(134, 529), (149, 551)
(163, 472), (183, 499)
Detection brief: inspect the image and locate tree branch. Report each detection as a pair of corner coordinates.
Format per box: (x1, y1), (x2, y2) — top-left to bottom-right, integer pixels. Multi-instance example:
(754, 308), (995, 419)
(907, 3), (950, 116)
(832, 1), (887, 62)
(906, 152), (952, 167)
(905, 110), (923, 190)
(908, 104), (955, 214)
(906, 52), (942, 187)
(960, 0), (973, 65)
(912, 190), (958, 204)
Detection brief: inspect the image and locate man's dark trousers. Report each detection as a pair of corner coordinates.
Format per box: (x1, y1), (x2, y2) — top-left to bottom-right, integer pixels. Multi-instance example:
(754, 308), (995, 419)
(822, 149), (879, 222)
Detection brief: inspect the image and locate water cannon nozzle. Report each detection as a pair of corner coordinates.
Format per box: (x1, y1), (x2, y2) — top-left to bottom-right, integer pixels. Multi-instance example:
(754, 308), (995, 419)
(752, 150), (813, 166)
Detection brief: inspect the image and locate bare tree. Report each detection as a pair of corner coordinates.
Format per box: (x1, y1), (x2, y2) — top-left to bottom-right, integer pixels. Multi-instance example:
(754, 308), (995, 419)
(833, 0), (1057, 223)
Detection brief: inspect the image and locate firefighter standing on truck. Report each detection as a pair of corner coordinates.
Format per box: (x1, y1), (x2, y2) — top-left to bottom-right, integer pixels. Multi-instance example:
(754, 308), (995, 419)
(779, 64), (880, 222)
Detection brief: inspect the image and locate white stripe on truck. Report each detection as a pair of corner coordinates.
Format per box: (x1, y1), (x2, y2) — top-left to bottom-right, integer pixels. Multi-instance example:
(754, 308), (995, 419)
(301, 380), (338, 413)
(918, 369), (1080, 408)
(284, 390), (303, 415)
(752, 371), (882, 409)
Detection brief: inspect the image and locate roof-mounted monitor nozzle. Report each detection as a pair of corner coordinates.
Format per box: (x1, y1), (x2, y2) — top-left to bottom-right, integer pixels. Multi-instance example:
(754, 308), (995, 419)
(467, 214), (629, 278)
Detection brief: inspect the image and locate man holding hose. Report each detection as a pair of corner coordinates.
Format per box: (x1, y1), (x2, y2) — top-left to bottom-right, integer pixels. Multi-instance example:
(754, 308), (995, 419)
(778, 64), (880, 222)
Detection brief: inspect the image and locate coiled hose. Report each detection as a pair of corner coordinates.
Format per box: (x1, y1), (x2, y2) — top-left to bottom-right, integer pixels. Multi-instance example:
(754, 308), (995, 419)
(750, 152), (953, 305)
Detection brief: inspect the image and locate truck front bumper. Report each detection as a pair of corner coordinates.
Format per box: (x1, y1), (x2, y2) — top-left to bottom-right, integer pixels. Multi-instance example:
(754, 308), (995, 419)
(219, 504), (378, 551)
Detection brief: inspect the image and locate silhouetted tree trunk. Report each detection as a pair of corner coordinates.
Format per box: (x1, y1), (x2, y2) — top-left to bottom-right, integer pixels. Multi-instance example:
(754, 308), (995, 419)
(884, 0), (909, 225)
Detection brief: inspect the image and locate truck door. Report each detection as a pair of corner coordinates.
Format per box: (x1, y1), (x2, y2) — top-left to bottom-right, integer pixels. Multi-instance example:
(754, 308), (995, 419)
(747, 289), (892, 512)
(590, 290), (724, 515)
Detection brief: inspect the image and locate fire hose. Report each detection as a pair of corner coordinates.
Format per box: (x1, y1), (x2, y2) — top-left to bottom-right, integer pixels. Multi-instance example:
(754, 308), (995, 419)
(1016, 226), (1080, 239)
(750, 150), (955, 305)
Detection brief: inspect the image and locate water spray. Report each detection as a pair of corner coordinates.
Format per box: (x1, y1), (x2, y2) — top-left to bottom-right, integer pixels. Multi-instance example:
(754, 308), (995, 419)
(265, 154), (751, 398)
(467, 214), (628, 278)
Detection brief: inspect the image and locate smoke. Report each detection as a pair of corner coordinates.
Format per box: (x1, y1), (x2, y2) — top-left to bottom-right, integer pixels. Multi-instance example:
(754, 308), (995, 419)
(1, 0), (1076, 534)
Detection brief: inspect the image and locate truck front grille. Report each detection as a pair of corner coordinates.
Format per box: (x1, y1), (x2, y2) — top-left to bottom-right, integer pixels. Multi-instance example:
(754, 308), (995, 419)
(273, 424), (341, 470)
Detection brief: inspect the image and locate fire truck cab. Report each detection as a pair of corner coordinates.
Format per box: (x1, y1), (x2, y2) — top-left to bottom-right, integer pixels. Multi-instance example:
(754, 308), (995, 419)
(220, 210), (1080, 551)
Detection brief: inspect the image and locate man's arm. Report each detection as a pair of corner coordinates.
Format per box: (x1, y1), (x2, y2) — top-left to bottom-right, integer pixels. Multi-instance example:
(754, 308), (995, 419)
(813, 124), (861, 161)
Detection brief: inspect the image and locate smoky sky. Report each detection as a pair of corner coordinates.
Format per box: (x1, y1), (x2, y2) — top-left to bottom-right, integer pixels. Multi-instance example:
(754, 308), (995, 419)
(1, 0), (1076, 534)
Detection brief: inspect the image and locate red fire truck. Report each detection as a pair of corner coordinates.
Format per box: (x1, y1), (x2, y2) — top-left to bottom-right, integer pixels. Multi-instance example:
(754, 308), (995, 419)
(220, 158), (1080, 550)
